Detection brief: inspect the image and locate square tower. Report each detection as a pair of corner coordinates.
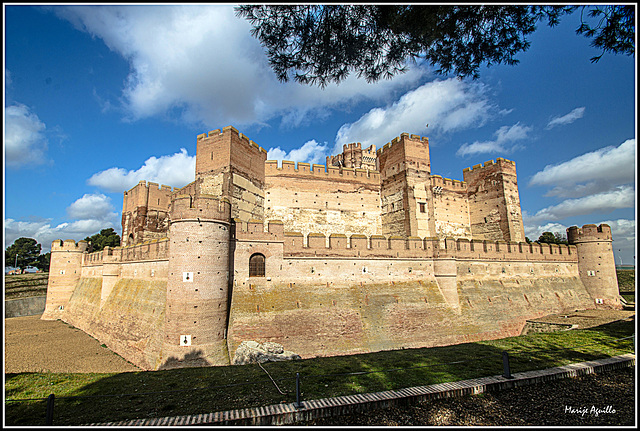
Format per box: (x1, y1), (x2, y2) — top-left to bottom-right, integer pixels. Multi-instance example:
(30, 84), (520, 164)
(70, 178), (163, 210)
(463, 158), (525, 242)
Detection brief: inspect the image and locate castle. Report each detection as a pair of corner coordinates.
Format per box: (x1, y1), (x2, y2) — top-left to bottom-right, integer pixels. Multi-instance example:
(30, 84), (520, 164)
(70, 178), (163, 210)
(43, 126), (622, 370)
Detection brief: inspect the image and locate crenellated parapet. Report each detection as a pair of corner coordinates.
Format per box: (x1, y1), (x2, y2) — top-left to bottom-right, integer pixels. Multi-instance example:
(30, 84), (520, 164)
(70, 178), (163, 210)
(51, 239), (89, 253)
(170, 195), (231, 223)
(430, 175), (467, 192)
(376, 132), (429, 156)
(567, 223), (613, 243)
(235, 224), (579, 262)
(234, 219), (284, 241)
(197, 125), (268, 155)
(265, 160), (380, 184)
(120, 238), (170, 262)
(462, 157), (517, 175)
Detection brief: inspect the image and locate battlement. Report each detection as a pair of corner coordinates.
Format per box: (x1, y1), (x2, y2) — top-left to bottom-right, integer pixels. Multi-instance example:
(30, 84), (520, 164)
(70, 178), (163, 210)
(463, 157), (516, 174)
(567, 223), (613, 243)
(51, 239), (89, 252)
(265, 159), (380, 183)
(196, 125), (267, 154)
(84, 249), (104, 265)
(170, 195), (231, 222)
(235, 219), (285, 241)
(120, 237), (170, 262)
(430, 175), (467, 191)
(237, 221), (577, 262)
(376, 132), (429, 156)
(125, 180), (178, 194)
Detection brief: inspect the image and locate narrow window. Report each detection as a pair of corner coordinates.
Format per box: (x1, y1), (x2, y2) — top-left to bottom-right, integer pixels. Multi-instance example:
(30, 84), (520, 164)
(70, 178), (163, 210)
(419, 202), (426, 213)
(249, 253), (265, 277)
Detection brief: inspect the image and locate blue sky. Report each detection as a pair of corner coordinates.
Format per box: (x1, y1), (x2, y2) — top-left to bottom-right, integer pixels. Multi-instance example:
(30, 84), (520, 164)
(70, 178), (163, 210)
(4, 5), (636, 265)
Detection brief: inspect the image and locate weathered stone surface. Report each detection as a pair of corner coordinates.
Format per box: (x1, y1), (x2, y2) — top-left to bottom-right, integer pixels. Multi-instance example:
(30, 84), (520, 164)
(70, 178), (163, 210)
(232, 341), (301, 365)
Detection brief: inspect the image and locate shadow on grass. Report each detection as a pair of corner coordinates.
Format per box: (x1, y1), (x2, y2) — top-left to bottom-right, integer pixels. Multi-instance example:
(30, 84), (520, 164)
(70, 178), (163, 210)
(5, 318), (635, 426)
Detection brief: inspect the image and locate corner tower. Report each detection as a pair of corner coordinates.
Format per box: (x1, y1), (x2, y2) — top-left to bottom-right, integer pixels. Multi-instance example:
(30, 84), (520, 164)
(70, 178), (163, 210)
(463, 158), (525, 242)
(567, 224), (622, 309)
(42, 239), (88, 320)
(162, 195), (233, 368)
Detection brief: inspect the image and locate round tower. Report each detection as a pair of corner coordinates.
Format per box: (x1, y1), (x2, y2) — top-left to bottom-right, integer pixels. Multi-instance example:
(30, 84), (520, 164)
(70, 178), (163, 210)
(42, 239), (88, 320)
(162, 195), (232, 368)
(567, 224), (622, 309)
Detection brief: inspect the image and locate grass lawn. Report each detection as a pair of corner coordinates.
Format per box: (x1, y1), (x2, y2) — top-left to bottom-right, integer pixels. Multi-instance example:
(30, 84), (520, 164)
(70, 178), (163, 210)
(617, 269), (635, 293)
(4, 273), (49, 300)
(5, 317), (634, 426)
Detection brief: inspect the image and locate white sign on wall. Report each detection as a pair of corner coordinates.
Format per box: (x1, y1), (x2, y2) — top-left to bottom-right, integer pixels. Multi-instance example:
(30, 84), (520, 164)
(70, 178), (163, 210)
(181, 335), (191, 346)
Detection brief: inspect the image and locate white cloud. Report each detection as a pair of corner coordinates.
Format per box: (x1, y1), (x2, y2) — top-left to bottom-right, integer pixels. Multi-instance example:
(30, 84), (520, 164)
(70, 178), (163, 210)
(5, 194), (119, 253)
(4, 218), (119, 253)
(545, 106), (585, 129)
(523, 185), (635, 224)
(335, 78), (495, 153)
(5, 103), (50, 167)
(52, 5), (425, 129)
(524, 222), (570, 242)
(267, 139), (330, 165)
(600, 218), (636, 244)
(456, 123), (532, 157)
(529, 139), (635, 198)
(87, 148), (195, 193)
(67, 193), (117, 221)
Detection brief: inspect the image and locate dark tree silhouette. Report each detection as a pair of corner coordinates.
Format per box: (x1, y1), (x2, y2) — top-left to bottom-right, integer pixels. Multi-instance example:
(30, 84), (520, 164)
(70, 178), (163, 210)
(6, 237), (42, 272)
(84, 228), (121, 252)
(236, 5), (634, 87)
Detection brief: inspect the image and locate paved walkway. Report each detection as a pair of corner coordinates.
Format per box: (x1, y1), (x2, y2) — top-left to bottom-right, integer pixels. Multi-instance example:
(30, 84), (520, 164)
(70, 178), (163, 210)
(87, 353), (635, 426)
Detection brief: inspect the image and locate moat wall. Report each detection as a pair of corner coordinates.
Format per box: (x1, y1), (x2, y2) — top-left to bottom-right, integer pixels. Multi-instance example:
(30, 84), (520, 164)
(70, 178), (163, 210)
(226, 258), (594, 361)
(50, 234), (595, 370)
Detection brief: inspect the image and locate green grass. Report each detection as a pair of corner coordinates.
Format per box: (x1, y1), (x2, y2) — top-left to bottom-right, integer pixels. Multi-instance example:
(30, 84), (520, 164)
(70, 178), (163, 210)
(5, 317), (634, 426)
(617, 269), (635, 293)
(4, 273), (49, 300)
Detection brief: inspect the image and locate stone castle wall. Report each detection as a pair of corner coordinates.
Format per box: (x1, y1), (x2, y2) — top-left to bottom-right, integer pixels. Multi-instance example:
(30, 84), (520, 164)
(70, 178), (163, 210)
(264, 160), (382, 243)
(43, 124), (622, 371)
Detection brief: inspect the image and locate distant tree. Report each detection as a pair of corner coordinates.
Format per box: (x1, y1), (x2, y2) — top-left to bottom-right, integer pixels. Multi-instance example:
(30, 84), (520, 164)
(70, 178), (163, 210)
(236, 5), (634, 87)
(525, 237), (532, 244)
(34, 252), (51, 272)
(5, 238), (41, 272)
(84, 228), (121, 252)
(553, 232), (569, 245)
(537, 231), (568, 245)
(537, 232), (557, 244)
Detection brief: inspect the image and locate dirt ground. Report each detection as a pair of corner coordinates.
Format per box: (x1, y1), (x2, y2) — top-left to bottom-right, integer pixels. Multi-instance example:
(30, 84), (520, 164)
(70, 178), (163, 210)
(4, 315), (140, 374)
(527, 307), (636, 329)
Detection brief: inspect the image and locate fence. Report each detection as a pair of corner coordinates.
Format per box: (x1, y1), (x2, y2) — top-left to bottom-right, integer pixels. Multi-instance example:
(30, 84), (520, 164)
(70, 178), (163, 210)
(5, 329), (636, 426)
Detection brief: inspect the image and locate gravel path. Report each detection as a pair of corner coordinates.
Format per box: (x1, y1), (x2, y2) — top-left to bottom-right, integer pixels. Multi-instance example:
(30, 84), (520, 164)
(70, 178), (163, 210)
(300, 367), (636, 426)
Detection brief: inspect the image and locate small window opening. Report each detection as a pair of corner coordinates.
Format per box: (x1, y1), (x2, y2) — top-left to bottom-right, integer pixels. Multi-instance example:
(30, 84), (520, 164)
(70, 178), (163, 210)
(249, 253), (265, 277)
